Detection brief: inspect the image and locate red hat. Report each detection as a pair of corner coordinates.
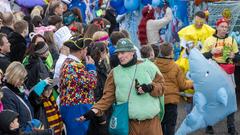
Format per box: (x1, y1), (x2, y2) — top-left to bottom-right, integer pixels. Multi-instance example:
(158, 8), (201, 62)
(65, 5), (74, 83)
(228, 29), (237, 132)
(216, 18), (229, 26)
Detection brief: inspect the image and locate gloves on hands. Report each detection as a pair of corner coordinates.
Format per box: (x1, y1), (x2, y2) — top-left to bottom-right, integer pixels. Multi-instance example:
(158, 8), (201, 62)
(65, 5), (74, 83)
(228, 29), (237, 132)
(78, 110), (105, 124)
(135, 79), (153, 95)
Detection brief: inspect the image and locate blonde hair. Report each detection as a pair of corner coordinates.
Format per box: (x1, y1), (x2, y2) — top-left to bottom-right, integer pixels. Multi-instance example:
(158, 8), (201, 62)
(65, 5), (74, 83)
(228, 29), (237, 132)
(31, 6), (44, 19)
(13, 11), (25, 22)
(92, 31), (108, 42)
(5, 62), (27, 85)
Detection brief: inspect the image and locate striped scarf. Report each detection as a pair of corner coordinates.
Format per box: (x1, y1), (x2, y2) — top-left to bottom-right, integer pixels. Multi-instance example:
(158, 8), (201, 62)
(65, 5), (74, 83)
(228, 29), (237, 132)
(41, 95), (63, 135)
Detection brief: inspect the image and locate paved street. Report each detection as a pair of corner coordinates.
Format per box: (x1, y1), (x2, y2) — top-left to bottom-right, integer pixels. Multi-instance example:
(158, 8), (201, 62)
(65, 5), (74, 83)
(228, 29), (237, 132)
(176, 94), (240, 135)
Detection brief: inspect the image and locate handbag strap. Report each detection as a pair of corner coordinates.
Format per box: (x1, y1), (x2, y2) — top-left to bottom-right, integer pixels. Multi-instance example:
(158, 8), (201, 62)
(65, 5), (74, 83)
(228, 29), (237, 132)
(127, 65), (138, 101)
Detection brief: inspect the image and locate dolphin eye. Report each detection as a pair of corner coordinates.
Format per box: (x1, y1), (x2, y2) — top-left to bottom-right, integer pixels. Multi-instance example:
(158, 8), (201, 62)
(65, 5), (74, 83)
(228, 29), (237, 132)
(205, 71), (210, 77)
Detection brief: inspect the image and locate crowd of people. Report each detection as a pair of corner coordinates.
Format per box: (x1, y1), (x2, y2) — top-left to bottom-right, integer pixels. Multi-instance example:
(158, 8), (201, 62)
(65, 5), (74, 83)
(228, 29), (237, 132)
(0, 0), (239, 135)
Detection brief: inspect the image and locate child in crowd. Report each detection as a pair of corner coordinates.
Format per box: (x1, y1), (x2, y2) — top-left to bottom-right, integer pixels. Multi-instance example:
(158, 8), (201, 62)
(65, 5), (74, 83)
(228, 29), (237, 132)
(0, 110), (53, 135)
(29, 78), (63, 135)
(140, 45), (155, 61)
(155, 43), (193, 135)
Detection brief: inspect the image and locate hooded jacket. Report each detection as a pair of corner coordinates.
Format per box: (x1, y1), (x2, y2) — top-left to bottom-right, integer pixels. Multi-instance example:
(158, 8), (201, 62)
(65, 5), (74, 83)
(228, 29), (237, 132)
(154, 57), (193, 104)
(0, 110), (19, 133)
(8, 32), (27, 62)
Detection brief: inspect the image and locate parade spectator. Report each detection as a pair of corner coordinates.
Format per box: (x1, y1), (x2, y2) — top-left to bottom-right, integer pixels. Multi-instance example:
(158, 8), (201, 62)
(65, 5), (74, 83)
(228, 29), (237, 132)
(140, 45), (155, 61)
(202, 18), (239, 135)
(25, 42), (51, 89)
(0, 110), (53, 135)
(32, 15), (43, 27)
(0, 33), (11, 72)
(80, 38), (165, 135)
(0, 12), (14, 36)
(44, 31), (59, 63)
(84, 24), (101, 39)
(151, 43), (160, 58)
(24, 34), (55, 71)
(90, 42), (109, 101)
(1, 62), (52, 134)
(8, 20), (28, 62)
(43, 1), (64, 25)
(155, 43), (193, 135)
(29, 78), (63, 135)
(31, 6), (44, 19)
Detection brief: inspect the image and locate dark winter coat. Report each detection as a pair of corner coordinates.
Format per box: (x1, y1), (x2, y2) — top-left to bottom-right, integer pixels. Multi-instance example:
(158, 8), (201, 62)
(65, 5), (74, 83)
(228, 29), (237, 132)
(1, 83), (33, 130)
(25, 56), (51, 89)
(95, 60), (108, 101)
(0, 53), (11, 73)
(28, 91), (50, 129)
(0, 26), (14, 36)
(8, 32), (27, 62)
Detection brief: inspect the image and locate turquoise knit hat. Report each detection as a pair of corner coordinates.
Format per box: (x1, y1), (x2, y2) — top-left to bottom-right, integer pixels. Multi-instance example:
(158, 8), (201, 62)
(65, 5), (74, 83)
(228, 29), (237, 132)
(115, 38), (136, 52)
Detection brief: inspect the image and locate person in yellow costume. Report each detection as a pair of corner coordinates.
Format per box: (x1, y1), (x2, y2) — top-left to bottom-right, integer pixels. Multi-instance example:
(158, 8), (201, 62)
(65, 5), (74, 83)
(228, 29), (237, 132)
(176, 11), (215, 73)
(178, 11), (215, 50)
(176, 11), (215, 106)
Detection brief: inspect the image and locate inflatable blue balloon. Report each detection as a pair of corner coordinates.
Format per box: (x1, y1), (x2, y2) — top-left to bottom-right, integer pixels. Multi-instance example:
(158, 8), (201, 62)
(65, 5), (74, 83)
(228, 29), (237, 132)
(141, 0), (152, 5)
(124, 0), (140, 11)
(15, 0), (46, 8)
(175, 48), (237, 135)
(116, 6), (127, 15)
(151, 0), (161, 7)
(110, 0), (124, 9)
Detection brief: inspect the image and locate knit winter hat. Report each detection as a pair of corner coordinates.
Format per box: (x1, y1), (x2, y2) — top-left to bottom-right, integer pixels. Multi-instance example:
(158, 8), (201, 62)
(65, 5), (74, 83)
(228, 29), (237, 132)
(34, 41), (49, 56)
(115, 38), (136, 52)
(0, 110), (19, 132)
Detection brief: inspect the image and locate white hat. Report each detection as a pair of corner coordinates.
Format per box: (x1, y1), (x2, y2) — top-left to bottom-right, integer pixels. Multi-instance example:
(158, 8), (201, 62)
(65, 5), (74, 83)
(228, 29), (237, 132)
(62, 0), (72, 5)
(54, 26), (72, 49)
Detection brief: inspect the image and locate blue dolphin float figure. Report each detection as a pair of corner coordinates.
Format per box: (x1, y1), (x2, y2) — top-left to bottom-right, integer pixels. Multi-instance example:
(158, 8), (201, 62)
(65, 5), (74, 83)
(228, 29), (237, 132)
(175, 48), (237, 135)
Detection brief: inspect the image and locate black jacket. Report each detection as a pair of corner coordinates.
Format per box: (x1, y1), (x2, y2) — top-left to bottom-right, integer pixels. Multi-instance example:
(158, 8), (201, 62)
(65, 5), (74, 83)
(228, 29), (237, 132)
(0, 26), (14, 36)
(28, 91), (50, 129)
(25, 56), (50, 89)
(8, 32), (27, 62)
(1, 83), (33, 130)
(95, 60), (109, 101)
(0, 53), (11, 73)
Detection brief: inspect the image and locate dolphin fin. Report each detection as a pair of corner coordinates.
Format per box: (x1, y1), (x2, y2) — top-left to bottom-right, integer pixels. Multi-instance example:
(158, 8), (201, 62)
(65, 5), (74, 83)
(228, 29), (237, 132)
(217, 87), (228, 106)
(193, 92), (206, 112)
